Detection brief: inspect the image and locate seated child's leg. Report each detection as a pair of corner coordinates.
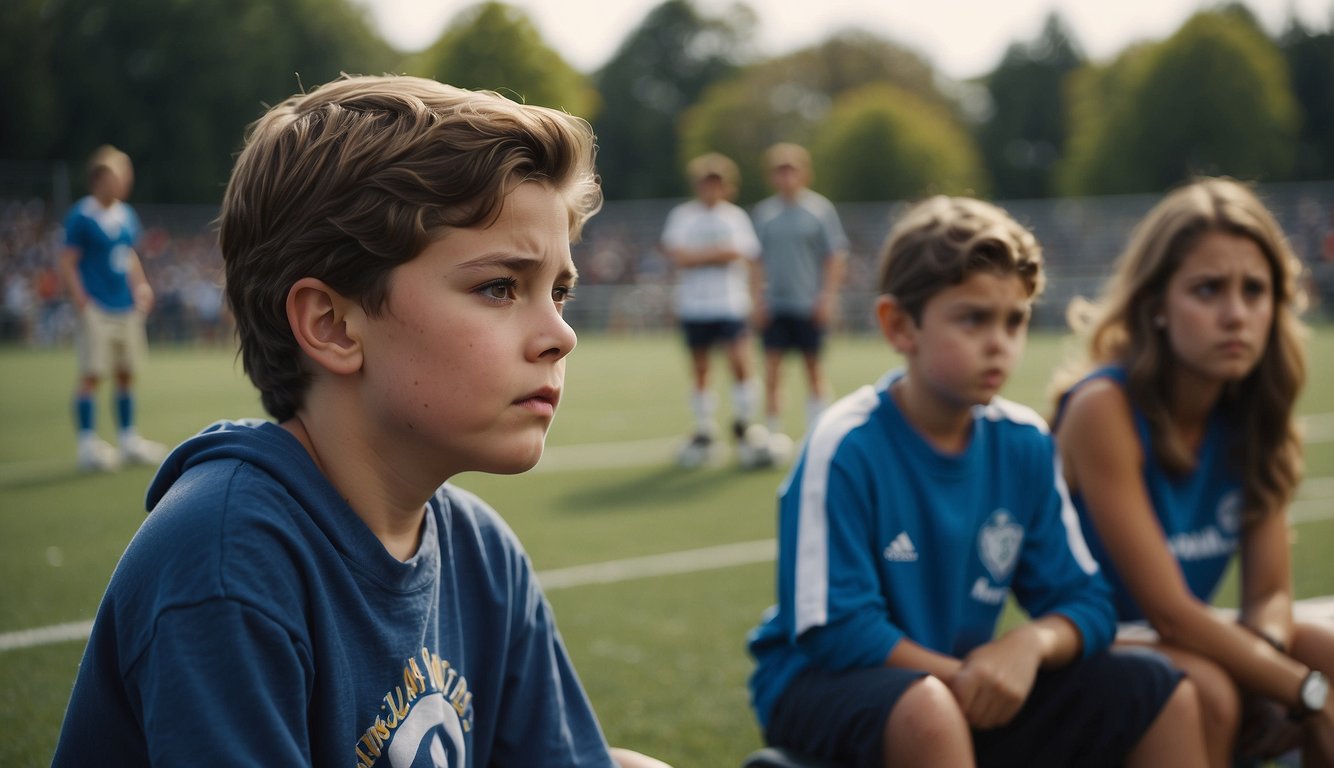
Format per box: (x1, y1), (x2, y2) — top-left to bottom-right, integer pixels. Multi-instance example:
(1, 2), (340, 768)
(883, 675), (974, 768)
(1122, 642), (1239, 766)
(1124, 677), (1207, 768)
(766, 666), (967, 768)
(970, 646), (1189, 768)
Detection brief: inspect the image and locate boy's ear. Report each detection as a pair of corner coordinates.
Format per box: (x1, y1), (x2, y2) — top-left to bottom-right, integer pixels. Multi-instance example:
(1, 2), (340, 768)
(875, 294), (917, 355)
(286, 277), (364, 375)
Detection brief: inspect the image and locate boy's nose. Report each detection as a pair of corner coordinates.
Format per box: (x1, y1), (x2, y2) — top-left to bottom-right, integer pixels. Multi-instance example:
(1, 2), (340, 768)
(533, 308), (577, 361)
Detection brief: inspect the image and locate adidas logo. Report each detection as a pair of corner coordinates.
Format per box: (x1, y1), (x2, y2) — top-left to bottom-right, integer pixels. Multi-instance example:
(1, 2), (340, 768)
(883, 532), (918, 562)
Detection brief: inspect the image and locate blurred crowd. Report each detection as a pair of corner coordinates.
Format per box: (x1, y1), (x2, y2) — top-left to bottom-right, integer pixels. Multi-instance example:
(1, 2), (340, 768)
(3, 186), (1333, 347)
(0, 197), (230, 347)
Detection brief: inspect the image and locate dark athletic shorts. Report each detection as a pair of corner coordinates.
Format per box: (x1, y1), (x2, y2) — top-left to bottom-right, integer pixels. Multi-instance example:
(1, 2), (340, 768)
(765, 646), (1183, 768)
(681, 318), (747, 350)
(761, 313), (824, 354)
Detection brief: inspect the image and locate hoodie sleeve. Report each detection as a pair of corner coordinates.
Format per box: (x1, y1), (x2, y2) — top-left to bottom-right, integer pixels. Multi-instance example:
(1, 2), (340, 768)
(136, 599), (315, 763)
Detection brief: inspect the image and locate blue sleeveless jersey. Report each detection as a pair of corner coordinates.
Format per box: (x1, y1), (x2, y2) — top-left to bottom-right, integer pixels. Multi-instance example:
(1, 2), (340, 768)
(747, 369), (1115, 729)
(1055, 366), (1243, 622)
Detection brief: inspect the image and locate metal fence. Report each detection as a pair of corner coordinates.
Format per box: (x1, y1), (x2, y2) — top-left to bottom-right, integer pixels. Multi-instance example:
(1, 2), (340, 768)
(3, 180), (1333, 345)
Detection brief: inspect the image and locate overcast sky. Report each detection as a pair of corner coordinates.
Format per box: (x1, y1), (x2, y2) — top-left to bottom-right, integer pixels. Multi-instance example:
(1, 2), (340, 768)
(353, 0), (1332, 79)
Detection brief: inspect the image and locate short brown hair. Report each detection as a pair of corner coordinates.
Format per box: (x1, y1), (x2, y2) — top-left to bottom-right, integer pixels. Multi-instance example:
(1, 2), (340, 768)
(877, 196), (1044, 322)
(219, 74), (601, 421)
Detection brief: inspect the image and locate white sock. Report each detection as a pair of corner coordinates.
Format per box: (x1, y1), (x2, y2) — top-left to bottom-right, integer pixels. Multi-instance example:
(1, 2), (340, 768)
(806, 395), (830, 431)
(689, 390), (716, 436)
(731, 380), (757, 426)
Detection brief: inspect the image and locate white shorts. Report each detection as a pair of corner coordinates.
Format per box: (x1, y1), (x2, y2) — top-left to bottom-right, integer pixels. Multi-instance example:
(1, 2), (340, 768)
(77, 304), (147, 379)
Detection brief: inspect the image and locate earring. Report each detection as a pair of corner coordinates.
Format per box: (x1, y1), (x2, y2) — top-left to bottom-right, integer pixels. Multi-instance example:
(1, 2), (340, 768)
(1154, 315), (1166, 328)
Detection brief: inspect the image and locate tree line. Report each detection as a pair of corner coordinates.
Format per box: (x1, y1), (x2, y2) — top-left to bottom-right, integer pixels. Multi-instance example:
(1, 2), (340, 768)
(4, 0), (1331, 205)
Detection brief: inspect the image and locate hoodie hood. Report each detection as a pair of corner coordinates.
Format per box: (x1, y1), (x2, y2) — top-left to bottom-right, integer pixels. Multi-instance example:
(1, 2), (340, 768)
(146, 419), (317, 511)
(146, 419), (441, 590)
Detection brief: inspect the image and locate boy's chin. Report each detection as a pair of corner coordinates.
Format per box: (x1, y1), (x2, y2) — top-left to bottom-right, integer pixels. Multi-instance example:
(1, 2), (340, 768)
(480, 445), (546, 475)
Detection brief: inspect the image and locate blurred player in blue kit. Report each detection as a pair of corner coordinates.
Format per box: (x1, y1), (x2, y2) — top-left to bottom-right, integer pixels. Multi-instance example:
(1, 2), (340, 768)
(58, 145), (168, 472)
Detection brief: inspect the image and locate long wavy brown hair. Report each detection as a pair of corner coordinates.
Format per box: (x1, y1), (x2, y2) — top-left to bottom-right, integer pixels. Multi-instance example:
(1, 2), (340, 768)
(1051, 177), (1307, 518)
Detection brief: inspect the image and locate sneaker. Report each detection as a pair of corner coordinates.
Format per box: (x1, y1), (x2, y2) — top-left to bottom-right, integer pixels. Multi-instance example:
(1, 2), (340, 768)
(77, 437), (122, 473)
(121, 435), (169, 466)
(676, 432), (716, 468)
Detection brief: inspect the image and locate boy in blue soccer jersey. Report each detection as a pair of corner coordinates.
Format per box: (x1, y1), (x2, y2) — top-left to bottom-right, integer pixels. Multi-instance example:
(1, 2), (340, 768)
(745, 196), (1209, 768)
(52, 75), (667, 768)
(58, 145), (168, 471)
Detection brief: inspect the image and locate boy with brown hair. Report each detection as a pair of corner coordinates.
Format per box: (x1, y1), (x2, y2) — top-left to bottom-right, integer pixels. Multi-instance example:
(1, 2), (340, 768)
(53, 74), (666, 768)
(745, 196), (1207, 767)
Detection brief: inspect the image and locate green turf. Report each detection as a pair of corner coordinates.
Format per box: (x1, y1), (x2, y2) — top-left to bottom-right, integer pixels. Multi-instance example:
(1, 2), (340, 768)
(1, 325), (1332, 766)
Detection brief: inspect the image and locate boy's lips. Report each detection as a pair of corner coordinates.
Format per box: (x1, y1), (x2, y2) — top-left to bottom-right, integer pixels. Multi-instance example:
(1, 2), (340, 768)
(514, 386), (560, 414)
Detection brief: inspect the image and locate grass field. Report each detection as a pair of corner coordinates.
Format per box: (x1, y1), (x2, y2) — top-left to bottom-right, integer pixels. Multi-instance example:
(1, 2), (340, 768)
(2, 326), (1332, 767)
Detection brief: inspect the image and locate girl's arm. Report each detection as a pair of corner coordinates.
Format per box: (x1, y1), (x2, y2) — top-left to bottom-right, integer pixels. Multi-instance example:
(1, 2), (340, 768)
(1056, 379), (1310, 706)
(1237, 504), (1295, 650)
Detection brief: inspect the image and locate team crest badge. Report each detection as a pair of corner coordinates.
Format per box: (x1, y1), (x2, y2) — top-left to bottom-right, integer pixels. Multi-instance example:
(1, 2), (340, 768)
(978, 510), (1023, 582)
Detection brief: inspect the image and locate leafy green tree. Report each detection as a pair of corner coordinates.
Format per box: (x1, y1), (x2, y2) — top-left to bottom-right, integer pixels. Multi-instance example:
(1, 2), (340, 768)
(976, 13), (1084, 199)
(1059, 9), (1299, 195)
(1281, 17), (1334, 179)
(34, 0), (395, 203)
(680, 30), (957, 203)
(410, 2), (597, 119)
(812, 84), (988, 202)
(591, 0), (756, 199)
(0, 0), (61, 164)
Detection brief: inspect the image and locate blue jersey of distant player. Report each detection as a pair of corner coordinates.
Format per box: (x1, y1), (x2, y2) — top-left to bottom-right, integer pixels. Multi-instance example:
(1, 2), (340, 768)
(64, 195), (142, 312)
(1055, 366), (1243, 622)
(747, 369), (1116, 729)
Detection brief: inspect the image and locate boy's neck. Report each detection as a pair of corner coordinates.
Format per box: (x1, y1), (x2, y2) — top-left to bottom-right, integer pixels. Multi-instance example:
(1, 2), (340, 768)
(281, 414), (430, 562)
(890, 375), (974, 455)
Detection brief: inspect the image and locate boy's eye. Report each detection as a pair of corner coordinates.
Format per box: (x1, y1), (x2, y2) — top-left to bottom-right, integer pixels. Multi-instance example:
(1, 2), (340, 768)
(552, 285), (575, 303)
(480, 278), (517, 301)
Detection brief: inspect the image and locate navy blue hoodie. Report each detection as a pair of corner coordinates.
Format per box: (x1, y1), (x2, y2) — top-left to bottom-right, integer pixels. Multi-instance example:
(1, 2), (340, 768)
(53, 420), (614, 767)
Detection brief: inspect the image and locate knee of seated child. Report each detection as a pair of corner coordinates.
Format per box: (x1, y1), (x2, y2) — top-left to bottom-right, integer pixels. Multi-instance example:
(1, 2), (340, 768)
(1159, 676), (1204, 729)
(1171, 651), (1241, 729)
(886, 674), (967, 743)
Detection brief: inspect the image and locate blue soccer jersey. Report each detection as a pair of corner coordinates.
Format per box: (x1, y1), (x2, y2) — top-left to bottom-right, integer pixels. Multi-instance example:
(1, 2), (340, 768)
(748, 370), (1116, 729)
(63, 195), (143, 312)
(1056, 366), (1243, 621)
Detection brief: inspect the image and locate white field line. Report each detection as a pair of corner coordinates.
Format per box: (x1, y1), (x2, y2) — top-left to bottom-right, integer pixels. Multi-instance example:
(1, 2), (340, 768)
(4, 412), (1332, 482)
(0, 619), (94, 653)
(537, 538), (776, 590)
(2, 462), (1332, 654)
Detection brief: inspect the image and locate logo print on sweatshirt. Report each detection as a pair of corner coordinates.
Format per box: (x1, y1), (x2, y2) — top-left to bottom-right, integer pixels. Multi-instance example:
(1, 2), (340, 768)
(883, 531), (919, 562)
(978, 510), (1023, 582)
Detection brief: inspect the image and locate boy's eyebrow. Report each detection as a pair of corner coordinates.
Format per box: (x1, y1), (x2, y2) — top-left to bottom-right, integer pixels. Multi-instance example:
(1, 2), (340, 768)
(456, 253), (579, 283)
